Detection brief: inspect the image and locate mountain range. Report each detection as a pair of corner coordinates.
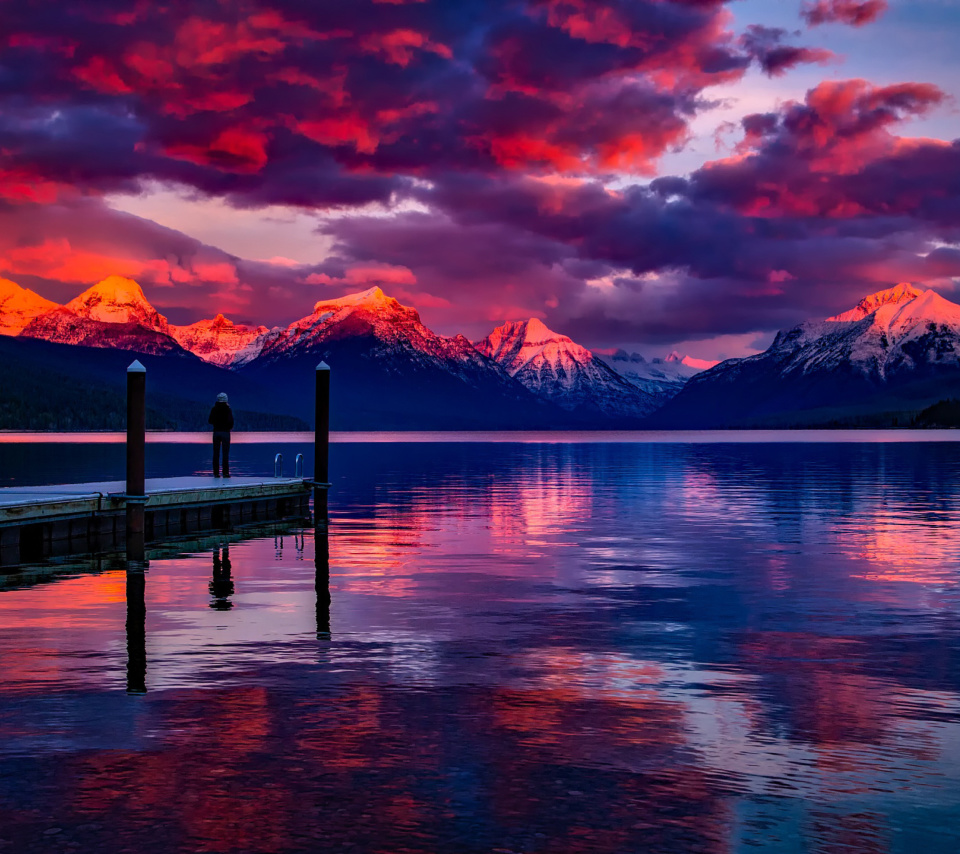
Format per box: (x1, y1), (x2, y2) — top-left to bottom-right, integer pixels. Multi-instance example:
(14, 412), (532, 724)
(650, 283), (960, 428)
(0, 277), (696, 429)
(1, 275), (958, 430)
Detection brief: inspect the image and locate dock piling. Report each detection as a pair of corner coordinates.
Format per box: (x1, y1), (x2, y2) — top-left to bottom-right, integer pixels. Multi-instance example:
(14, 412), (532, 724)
(315, 362), (330, 519)
(126, 360), (147, 563)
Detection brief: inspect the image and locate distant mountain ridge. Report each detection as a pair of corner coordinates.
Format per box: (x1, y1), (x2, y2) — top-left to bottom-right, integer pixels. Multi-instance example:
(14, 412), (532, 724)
(475, 318), (660, 420)
(170, 314), (274, 368)
(651, 283), (960, 428)
(0, 276), (708, 428)
(593, 350), (716, 406)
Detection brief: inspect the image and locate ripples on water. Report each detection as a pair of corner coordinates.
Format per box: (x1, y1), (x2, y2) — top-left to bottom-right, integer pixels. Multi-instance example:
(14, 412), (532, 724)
(1, 436), (960, 853)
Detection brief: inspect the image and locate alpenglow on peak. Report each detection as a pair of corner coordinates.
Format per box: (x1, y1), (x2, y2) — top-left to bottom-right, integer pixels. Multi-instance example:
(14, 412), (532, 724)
(829, 283), (926, 323)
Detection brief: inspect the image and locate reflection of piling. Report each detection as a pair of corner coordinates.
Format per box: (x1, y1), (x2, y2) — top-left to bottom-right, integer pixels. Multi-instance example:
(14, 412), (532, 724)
(314, 362), (330, 522)
(125, 568), (147, 694)
(126, 361), (147, 563)
(315, 524), (330, 640)
(210, 545), (235, 610)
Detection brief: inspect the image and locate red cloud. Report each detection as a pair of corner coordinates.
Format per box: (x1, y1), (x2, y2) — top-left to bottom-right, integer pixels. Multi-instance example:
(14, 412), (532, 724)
(692, 79), (947, 217)
(73, 56), (134, 94)
(165, 127), (270, 173)
(802, 0), (888, 27)
(296, 116), (380, 155)
(0, 238), (240, 291)
(305, 264), (417, 287)
(171, 16), (289, 68)
(0, 0), (781, 204)
(361, 29), (453, 67)
(537, 0), (639, 48)
(0, 169), (65, 204)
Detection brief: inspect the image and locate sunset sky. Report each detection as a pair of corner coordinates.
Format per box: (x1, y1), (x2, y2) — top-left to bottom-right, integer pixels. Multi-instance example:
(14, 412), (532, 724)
(0, 0), (958, 359)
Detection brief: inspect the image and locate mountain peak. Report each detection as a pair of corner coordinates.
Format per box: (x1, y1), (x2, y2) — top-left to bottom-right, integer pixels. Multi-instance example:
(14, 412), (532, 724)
(82, 275), (149, 303)
(64, 276), (169, 332)
(311, 285), (394, 315)
(477, 318), (658, 419)
(521, 317), (555, 341)
(0, 277), (59, 336)
(829, 283), (925, 322)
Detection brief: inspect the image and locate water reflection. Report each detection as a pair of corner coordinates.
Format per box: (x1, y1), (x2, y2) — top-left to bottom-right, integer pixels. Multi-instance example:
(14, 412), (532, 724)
(316, 524), (330, 640)
(209, 545), (234, 611)
(125, 568), (146, 695)
(0, 440), (959, 852)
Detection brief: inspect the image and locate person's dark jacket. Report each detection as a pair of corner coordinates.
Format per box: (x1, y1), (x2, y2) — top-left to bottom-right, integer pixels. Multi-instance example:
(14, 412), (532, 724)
(208, 402), (234, 432)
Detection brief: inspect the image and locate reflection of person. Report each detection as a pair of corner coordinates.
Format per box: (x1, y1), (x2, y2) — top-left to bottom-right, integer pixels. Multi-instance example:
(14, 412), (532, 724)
(208, 392), (234, 478)
(210, 545), (234, 611)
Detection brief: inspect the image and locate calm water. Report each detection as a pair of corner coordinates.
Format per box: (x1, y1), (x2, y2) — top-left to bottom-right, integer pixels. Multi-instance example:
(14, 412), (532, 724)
(2, 434), (960, 853)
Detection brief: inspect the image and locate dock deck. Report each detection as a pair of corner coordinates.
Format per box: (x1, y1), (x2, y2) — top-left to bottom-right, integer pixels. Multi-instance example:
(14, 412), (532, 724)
(0, 476), (317, 565)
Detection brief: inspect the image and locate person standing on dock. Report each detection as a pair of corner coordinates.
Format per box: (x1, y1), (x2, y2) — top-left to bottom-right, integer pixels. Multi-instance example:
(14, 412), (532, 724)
(209, 392), (234, 478)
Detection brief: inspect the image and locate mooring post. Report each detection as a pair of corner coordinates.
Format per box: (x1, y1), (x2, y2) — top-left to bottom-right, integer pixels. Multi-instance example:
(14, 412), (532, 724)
(314, 362), (330, 520)
(126, 360), (147, 563)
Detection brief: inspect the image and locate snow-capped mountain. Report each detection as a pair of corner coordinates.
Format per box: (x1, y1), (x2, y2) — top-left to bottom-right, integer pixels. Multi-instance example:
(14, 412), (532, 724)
(64, 276), (171, 332)
(243, 288), (567, 429)
(0, 278), (58, 336)
(475, 318), (659, 419)
(757, 283), (960, 381)
(170, 314), (276, 368)
(256, 287), (503, 380)
(651, 283), (960, 428)
(21, 277), (184, 355)
(595, 349), (713, 402)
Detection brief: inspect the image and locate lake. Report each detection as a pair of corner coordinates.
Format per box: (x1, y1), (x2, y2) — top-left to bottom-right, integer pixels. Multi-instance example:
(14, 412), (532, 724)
(1, 432), (959, 853)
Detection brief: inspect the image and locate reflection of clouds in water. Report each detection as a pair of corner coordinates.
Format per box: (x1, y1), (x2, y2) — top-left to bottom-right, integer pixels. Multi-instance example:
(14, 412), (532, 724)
(508, 642), (960, 807)
(839, 518), (960, 584)
(2, 441), (960, 851)
(0, 569), (127, 694)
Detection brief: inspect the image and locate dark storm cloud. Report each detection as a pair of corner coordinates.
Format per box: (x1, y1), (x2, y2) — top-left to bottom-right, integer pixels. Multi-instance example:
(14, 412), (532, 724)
(740, 25), (833, 77)
(0, 0), (953, 349)
(319, 78), (960, 344)
(0, 0), (827, 207)
(684, 80), (951, 218)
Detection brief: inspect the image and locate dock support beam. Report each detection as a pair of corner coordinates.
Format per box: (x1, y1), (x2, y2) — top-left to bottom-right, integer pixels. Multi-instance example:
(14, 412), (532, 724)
(0, 527), (19, 566)
(126, 360), (147, 563)
(315, 361), (330, 521)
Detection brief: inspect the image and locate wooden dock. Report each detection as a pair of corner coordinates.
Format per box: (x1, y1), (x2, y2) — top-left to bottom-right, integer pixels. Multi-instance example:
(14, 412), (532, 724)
(0, 359), (331, 567)
(0, 476), (316, 565)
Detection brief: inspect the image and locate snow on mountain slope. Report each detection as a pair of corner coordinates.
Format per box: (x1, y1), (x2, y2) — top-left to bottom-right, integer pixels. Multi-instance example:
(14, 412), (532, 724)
(828, 282), (925, 323)
(651, 283), (960, 428)
(595, 349), (712, 400)
(171, 314), (276, 367)
(253, 286), (541, 399)
(21, 277), (185, 355)
(476, 318), (659, 419)
(244, 287), (568, 429)
(64, 276), (171, 332)
(256, 287), (502, 380)
(0, 278), (58, 336)
(766, 283), (960, 380)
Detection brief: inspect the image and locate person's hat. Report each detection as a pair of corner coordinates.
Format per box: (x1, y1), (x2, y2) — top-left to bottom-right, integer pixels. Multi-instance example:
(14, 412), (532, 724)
(217, 392), (228, 403)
